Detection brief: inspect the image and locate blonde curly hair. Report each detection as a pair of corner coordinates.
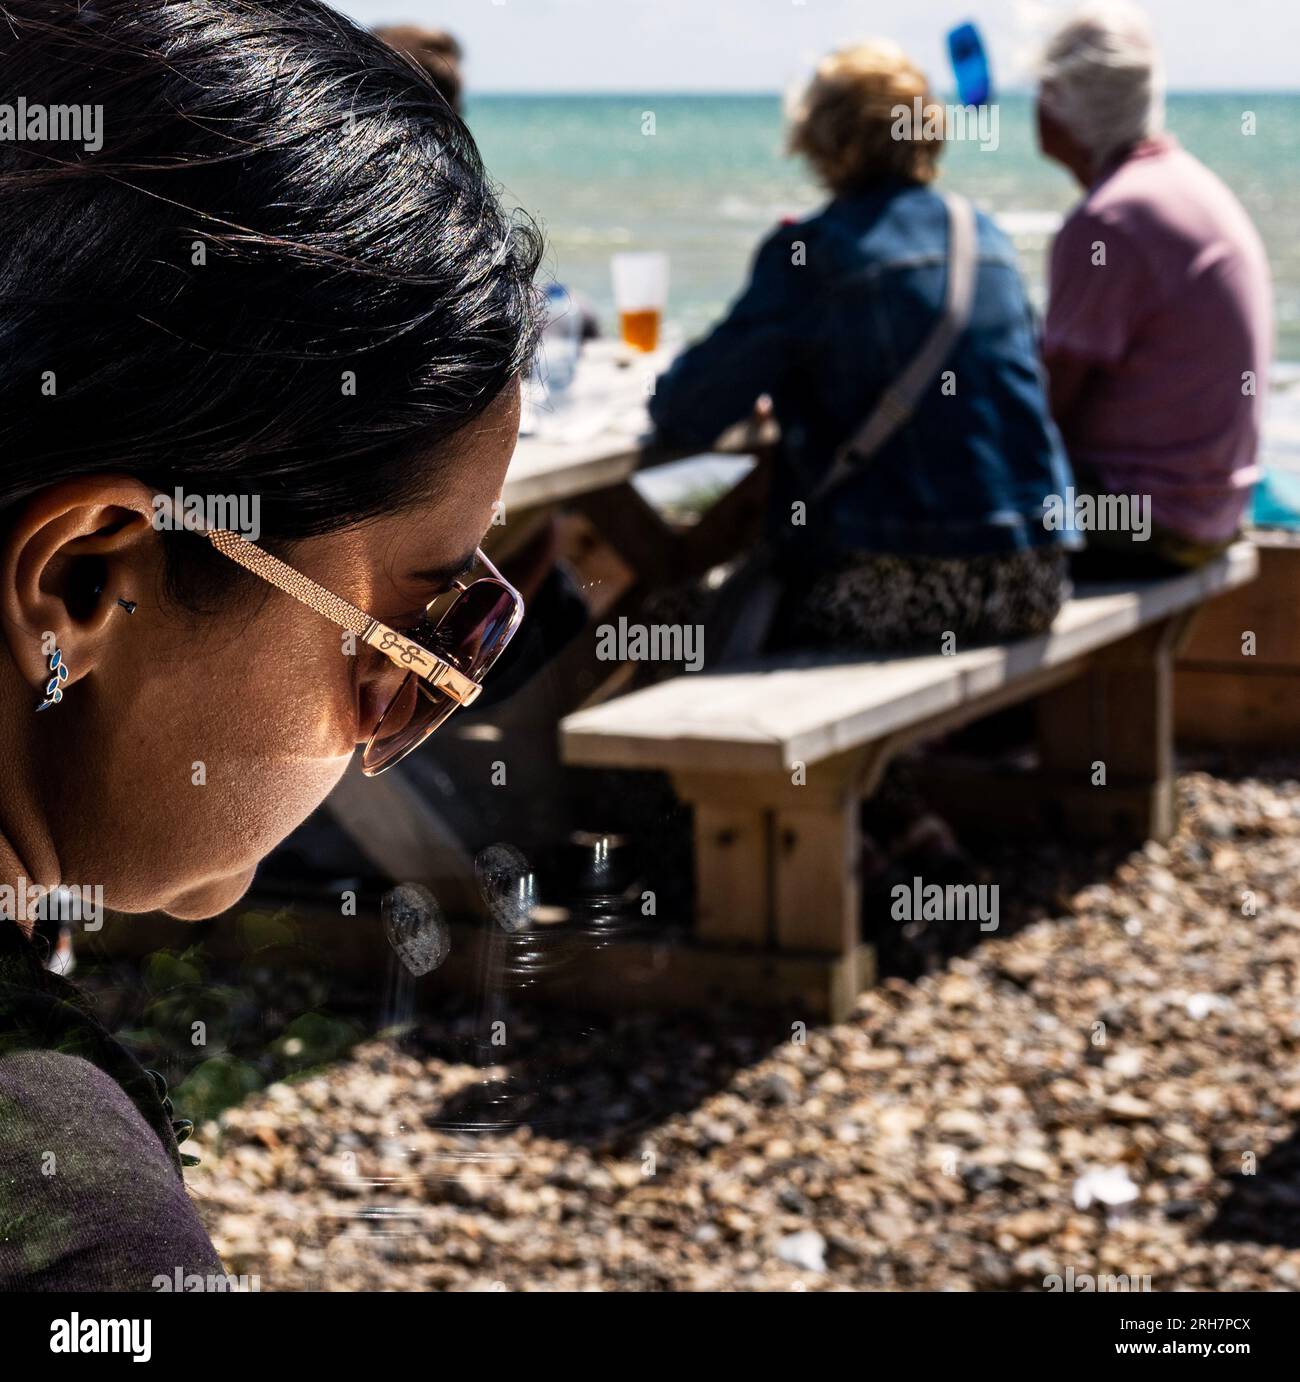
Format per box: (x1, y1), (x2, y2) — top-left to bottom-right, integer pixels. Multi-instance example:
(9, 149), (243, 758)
(787, 40), (945, 193)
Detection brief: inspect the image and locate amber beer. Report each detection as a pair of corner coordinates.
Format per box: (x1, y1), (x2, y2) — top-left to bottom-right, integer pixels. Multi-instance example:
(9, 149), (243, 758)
(619, 307), (661, 353)
(611, 252), (669, 354)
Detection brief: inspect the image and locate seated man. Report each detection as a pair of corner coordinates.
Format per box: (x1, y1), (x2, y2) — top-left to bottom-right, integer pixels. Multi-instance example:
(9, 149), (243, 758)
(1037, 1), (1273, 577)
(649, 40), (1074, 656)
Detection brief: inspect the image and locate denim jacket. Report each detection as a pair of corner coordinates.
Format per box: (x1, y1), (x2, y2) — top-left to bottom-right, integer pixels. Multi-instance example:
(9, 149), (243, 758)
(650, 179), (1076, 560)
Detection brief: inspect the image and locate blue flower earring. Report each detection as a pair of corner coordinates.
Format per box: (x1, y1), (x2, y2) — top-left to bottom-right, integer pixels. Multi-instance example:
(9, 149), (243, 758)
(35, 647), (69, 713)
(35, 587), (137, 712)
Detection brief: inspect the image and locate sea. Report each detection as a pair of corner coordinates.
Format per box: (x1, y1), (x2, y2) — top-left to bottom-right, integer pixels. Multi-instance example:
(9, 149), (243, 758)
(467, 91), (1300, 471)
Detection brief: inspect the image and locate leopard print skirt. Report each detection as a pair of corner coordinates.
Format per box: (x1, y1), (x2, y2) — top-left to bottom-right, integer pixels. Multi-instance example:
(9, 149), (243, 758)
(778, 547), (1070, 654)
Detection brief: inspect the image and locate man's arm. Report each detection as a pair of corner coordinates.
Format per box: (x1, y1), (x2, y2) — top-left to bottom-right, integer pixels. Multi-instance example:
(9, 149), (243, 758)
(1042, 208), (1147, 437)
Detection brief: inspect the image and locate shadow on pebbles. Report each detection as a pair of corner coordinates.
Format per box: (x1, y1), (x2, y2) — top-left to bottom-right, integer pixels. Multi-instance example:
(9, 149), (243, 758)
(188, 766), (1300, 1291)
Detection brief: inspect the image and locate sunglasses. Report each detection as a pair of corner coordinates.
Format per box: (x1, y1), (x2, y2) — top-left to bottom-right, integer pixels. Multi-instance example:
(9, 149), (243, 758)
(206, 528), (524, 775)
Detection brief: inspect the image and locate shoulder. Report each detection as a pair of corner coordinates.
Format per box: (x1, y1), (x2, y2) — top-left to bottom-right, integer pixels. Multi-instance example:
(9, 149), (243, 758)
(728, 211), (834, 312)
(0, 1049), (222, 1290)
(753, 211), (826, 270)
(883, 188), (1021, 274)
(1053, 192), (1148, 272)
(1065, 154), (1174, 247)
(1, 1043), (144, 1117)
(0, 1045), (173, 1167)
(860, 185), (1017, 268)
(967, 204), (1019, 265)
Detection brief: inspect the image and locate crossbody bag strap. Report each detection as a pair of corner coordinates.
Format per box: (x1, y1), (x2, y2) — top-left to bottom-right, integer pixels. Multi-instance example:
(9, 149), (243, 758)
(811, 190), (979, 504)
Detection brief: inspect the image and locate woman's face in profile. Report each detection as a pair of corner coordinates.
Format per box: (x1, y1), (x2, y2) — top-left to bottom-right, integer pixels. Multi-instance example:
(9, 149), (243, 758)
(19, 384), (520, 923)
(0, 1), (543, 935)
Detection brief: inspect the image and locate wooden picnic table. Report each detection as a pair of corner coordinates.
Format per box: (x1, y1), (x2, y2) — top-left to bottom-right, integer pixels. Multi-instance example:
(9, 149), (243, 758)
(504, 336), (769, 510)
(504, 338), (666, 512)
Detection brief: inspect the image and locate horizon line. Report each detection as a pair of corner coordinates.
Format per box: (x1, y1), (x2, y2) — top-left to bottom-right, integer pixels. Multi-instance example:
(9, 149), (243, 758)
(467, 86), (1300, 98)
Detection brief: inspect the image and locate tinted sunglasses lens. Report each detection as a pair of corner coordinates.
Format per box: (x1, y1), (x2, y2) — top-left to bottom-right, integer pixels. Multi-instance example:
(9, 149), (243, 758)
(363, 677), (457, 775)
(362, 580), (521, 775)
(432, 579), (519, 676)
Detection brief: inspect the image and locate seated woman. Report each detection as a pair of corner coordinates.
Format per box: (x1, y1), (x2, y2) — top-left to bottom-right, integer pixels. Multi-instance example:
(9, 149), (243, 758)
(650, 41), (1076, 654)
(0, 0), (539, 1288)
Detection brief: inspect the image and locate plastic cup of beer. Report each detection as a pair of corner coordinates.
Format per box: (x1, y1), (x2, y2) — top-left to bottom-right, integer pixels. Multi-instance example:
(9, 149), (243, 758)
(611, 252), (669, 353)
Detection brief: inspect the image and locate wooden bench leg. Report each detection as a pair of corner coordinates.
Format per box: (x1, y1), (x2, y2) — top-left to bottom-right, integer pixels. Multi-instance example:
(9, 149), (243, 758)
(670, 746), (890, 1019)
(689, 798), (771, 947)
(772, 795), (860, 955)
(1036, 611), (1195, 843)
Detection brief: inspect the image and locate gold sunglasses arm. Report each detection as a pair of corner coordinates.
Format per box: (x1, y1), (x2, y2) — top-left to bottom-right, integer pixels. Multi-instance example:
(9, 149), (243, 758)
(360, 622), (482, 705)
(205, 529), (482, 706)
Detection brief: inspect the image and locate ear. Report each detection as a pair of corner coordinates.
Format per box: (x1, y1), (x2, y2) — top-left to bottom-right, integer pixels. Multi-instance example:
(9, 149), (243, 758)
(0, 477), (163, 698)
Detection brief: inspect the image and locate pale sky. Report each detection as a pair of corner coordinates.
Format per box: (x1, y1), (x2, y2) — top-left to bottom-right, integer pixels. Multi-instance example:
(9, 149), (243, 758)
(336, 0), (1300, 93)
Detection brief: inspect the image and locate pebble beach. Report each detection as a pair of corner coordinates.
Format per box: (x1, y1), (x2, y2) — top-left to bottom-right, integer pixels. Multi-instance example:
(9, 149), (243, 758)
(179, 763), (1300, 1291)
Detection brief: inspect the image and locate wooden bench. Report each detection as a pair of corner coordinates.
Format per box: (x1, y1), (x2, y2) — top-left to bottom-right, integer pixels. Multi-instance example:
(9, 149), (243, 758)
(1177, 530), (1300, 747)
(560, 541), (1260, 1019)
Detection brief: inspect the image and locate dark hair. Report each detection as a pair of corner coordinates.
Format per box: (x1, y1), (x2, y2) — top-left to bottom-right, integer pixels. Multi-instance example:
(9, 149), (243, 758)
(0, 0), (542, 597)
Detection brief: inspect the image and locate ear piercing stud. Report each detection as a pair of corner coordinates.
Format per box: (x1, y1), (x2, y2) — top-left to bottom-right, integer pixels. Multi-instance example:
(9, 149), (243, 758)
(35, 647), (69, 713)
(90, 577), (137, 615)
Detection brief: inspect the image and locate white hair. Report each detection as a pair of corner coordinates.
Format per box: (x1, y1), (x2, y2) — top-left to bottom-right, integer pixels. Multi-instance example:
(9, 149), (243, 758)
(1037, 1), (1165, 164)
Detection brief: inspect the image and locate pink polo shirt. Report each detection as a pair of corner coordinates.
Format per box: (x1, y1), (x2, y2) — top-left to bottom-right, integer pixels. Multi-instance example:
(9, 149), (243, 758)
(1044, 134), (1273, 543)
